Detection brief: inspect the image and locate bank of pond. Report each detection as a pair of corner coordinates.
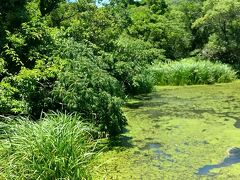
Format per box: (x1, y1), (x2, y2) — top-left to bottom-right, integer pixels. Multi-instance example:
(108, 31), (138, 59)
(2, 80), (240, 179)
(0, 59), (239, 179)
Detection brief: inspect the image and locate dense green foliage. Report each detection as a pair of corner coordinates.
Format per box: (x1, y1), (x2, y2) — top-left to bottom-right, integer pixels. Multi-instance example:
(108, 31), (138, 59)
(1, 0), (239, 136)
(53, 44), (126, 135)
(152, 58), (237, 85)
(0, 113), (96, 179)
(193, 0), (240, 65)
(0, 0), (239, 178)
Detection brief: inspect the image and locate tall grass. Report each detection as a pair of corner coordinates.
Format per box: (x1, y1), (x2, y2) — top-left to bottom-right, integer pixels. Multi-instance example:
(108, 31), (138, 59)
(152, 58), (237, 85)
(0, 113), (97, 180)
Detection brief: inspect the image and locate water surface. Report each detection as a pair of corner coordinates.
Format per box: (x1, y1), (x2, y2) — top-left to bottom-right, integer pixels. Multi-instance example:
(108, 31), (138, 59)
(93, 81), (240, 179)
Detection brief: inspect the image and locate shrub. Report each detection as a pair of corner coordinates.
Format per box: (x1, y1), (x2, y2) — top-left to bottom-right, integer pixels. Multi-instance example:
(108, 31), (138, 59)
(12, 67), (57, 118)
(0, 113), (97, 179)
(111, 35), (165, 95)
(52, 38), (127, 136)
(128, 68), (155, 94)
(152, 57), (237, 85)
(0, 37), (127, 136)
(0, 81), (26, 115)
(53, 57), (126, 136)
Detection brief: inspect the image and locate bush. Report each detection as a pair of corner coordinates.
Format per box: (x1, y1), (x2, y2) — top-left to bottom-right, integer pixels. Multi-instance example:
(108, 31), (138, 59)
(152, 57), (237, 85)
(0, 81), (26, 115)
(53, 57), (126, 136)
(111, 35), (165, 95)
(12, 65), (58, 118)
(0, 113), (97, 179)
(52, 38), (127, 136)
(0, 37), (128, 136)
(128, 68), (155, 94)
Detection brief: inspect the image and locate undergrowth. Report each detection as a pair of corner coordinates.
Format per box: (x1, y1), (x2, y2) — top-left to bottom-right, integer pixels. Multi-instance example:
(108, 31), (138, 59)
(152, 58), (237, 85)
(0, 113), (97, 180)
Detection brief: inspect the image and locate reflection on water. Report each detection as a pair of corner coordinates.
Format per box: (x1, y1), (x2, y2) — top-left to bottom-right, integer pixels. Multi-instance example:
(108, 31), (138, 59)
(139, 142), (162, 150)
(139, 143), (173, 161)
(197, 147), (240, 175)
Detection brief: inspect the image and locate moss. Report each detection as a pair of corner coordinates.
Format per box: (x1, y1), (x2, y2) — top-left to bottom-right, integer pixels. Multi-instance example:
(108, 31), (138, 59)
(93, 80), (240, 179)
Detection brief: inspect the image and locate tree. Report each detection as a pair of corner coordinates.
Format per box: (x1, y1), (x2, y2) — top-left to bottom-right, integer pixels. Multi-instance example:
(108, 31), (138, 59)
(193, 0), (240, 64)
(39, 0), (65, 16)
(143, 0), (168, 15)
(170, 0), (205, 50)
(128, 4), (191, 59)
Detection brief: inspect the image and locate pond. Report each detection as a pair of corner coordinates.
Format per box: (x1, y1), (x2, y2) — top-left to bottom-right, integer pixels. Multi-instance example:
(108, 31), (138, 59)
(93, 81), (240, 179)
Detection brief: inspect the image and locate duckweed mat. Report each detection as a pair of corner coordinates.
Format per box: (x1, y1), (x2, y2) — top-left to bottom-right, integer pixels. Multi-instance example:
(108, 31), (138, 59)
(93, 81), (240, 179)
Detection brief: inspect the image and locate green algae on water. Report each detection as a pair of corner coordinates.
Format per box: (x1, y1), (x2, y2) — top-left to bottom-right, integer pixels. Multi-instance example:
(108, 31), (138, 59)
(93, 81), (240, 179)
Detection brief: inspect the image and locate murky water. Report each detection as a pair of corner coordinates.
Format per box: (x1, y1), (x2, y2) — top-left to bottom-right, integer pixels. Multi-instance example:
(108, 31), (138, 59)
(197, 148), (240, 175)
(94, 81), (240, 179)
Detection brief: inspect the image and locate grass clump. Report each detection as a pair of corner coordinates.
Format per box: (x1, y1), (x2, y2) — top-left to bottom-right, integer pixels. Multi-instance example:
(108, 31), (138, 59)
(0, 113), (97, 180)
(152, 58), (237, 85)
